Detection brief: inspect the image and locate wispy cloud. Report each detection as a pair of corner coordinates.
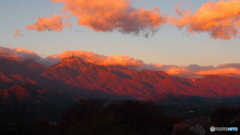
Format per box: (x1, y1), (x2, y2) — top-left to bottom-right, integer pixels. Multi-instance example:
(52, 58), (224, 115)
(14, 29), (24, 37)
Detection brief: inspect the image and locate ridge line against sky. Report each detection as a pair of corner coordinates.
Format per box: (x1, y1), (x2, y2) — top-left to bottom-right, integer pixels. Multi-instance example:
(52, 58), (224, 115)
(1, 0), (239, 68)
(1, 46), (240, 78)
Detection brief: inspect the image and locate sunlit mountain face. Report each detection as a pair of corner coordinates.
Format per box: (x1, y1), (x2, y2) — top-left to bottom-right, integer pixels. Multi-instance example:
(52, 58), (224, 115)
(1, 56), (240, 103)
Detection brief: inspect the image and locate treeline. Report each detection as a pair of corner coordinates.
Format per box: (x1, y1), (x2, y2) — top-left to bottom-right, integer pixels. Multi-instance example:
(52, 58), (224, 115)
(1, 94), (240, 135)
(0, 97), (172, 135)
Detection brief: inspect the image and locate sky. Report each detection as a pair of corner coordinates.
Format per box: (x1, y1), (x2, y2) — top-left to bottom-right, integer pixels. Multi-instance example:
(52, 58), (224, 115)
(1, 0), (240, 77)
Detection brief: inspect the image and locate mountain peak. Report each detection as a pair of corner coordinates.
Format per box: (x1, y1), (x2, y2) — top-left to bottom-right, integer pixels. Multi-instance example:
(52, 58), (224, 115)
(57, 57), (93, 70)
(0, 84), (30, 98)
(61, 57), (83, 61)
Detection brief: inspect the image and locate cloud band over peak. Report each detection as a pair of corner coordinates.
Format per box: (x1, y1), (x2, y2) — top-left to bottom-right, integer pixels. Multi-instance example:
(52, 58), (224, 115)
(1, 46), (240, 78)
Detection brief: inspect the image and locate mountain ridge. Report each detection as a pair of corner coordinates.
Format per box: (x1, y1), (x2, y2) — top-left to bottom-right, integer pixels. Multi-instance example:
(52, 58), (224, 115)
(1, 57), (240, 102)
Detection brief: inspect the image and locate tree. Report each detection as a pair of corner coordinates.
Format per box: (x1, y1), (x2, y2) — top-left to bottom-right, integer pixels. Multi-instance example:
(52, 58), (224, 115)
(57, 99), (171, 135)
(107, 100), (171, 135)
(0, 88), (33, 135)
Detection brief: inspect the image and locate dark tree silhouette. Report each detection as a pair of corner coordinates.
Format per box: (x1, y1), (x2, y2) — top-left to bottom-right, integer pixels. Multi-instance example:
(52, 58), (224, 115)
(57, 99), (171, 135)
(107, 100), (171, 135)
(0, 88), (33, 135)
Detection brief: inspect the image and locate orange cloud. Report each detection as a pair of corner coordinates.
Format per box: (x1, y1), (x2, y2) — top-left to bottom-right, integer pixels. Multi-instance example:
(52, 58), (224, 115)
(51, 0), (166, 36)
(197, 68), (240, 76)
(160, 64), (240, 77)
(27, 15), (71, 32)
(14, 29), (24, 37)
(49, 50), (145, 67)
(0, 46), (40, 61)
(169, 0), (240, 40)
(166, 67), (189, 75)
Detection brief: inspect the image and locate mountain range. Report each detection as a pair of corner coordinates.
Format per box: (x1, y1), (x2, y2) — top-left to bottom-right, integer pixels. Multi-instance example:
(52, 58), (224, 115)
(1, 57), (240, 103)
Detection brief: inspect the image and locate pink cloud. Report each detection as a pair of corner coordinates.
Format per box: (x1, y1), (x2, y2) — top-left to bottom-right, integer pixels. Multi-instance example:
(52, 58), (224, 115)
(27, 15), (71, 32)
